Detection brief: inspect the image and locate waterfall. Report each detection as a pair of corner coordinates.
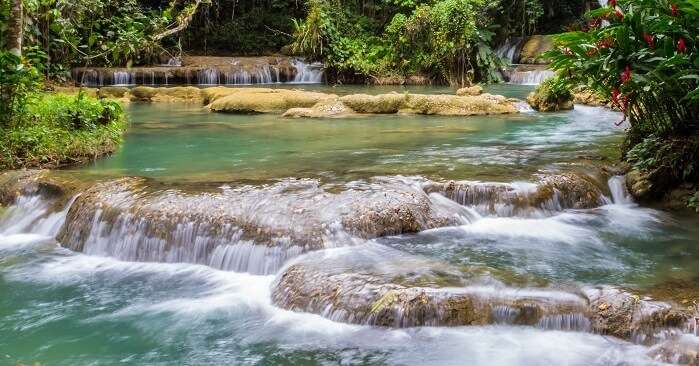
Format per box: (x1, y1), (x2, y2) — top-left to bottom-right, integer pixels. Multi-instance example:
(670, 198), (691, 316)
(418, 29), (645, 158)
(113, 71), (134, 86)
(292, 59), (324, 83)
(507, 69), (555, 85)
(496, 37), (524, 64)
(0, 194), (76, 237)
(166, 57), (182, 67)
(198, 68), (220, 85)
(607, 176), (634, 205)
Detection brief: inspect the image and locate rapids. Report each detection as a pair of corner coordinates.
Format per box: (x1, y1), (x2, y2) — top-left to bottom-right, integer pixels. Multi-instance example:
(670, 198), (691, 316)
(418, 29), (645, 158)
(1, 85), (698, 365)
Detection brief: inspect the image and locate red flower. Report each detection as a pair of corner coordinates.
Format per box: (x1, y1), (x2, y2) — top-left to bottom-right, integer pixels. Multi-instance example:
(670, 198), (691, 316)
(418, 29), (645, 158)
(643, 33), (654, 49)
(610, 0), (617, 7)
(677, 38), (687, 53)
(611, 88), (621, 105)
(671, 3), (679, 16)
(587, 18), (601, 29)
(596, 38), (615, 49)
(620, 65), (632, 83)
(615, 9), (624, 20)
(586, 48), (598, 56)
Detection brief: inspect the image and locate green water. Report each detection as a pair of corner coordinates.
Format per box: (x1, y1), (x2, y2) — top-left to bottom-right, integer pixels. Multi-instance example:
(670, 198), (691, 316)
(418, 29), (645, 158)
(77, 85), (621, 183)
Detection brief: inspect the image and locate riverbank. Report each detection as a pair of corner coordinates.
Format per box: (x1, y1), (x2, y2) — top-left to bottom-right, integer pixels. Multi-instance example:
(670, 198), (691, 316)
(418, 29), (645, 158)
(0, 92), (126, 170)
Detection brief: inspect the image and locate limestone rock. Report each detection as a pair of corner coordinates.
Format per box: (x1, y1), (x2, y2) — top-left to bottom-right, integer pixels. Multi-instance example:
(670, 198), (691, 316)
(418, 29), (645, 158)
(519, 35), (554, 64)
(339, 93), (407, 114)
(527, 90), (574, 112)
(282, 99), (355, 118)
(208, 88), (335, 113)
(456, 85), (483, 96)
(272, 248), (590, 328)
(97, 86), (129, 99)
(584, 286), (695, 341)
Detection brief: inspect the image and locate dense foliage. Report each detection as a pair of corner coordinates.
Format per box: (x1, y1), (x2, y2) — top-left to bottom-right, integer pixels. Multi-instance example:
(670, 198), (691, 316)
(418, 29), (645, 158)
(547, 0), (699, 197)
(290, 0), (504, 85)
(0, 90), (126, 169)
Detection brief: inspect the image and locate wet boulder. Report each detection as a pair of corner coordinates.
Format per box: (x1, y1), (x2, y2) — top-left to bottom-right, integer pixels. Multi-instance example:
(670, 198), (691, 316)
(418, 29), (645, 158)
(526, 88), (574, 112)
(272, 247), (591, 328)
(584, 286), (696, 341)
(518, 35), (554, 64)
(423, 172), (607, 217)
(55, 176), (457, 274)
(0, 170), (83, 206)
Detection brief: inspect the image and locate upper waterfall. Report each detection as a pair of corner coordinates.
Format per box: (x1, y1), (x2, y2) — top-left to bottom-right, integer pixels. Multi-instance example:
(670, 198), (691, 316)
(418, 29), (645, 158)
(72, 56), (325, 86)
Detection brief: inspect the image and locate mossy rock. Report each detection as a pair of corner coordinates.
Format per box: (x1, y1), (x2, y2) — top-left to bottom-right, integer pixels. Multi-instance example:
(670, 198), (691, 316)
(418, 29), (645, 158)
(339, 93), (407, 114)
(129, 86), (159, 101)
(97, 86), (129, 99)
(456, 85), (483, 96)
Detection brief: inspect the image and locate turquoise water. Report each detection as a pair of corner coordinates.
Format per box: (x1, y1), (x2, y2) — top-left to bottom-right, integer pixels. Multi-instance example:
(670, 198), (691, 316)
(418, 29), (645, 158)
(78, 85), (622, 183)
(2, 85), (698, 365)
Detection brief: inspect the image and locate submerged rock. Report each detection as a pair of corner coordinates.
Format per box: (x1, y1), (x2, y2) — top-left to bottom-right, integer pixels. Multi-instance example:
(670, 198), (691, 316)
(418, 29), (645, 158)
(272, 246), (590, 328)
(648, 335), (699, 365)
(423, 172), (608, 217)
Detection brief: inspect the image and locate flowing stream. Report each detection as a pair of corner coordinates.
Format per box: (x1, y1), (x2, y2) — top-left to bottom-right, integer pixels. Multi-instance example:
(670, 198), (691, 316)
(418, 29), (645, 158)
(1, 85), (698, 365)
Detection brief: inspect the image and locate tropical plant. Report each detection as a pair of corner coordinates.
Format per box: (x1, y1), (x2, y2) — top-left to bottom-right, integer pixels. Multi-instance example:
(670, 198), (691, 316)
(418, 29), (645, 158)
(0, 51), (41, 128)
(546, 0), (699, 198)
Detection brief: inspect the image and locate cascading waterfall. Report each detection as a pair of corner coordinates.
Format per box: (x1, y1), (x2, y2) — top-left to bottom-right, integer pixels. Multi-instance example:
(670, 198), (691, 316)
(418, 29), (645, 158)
(73, 57), (325, 86)
(607, 175), (634, 205)
(507, 69), (555, 85)
(496, 37), (524, 64)
(113, 71), (135, 86)
(292, 59), (324, 83)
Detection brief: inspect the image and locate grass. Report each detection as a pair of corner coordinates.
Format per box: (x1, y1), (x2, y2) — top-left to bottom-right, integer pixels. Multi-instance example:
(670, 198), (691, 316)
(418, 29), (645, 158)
(0, 92), (126, 170)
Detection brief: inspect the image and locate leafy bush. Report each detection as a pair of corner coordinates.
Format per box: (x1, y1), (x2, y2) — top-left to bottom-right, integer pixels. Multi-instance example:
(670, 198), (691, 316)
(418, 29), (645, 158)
(546, 0), (698, 138)
(546, 0), (699, 201)
(534, 76), (573, 104)
(291, 0), (502, 85)
(0, 51), (41, 128)
(0, 92), (126, 169)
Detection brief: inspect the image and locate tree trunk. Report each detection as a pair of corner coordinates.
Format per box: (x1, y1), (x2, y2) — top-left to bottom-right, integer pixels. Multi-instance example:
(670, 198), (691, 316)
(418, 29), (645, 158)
(7, 0), (23, 56)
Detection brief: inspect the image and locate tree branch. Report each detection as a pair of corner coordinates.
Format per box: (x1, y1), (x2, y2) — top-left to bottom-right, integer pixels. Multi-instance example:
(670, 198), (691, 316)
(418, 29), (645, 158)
(152, 0), (206, 42)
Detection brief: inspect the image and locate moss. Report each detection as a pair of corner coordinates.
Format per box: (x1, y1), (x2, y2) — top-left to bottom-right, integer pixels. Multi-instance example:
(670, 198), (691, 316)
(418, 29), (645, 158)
(527, 76), (573, 112)
(0, 93), (126, 170)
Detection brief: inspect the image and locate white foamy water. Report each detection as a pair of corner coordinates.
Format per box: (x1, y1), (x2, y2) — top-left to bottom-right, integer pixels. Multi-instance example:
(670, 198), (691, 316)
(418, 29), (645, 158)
(0, 246), (663, 366)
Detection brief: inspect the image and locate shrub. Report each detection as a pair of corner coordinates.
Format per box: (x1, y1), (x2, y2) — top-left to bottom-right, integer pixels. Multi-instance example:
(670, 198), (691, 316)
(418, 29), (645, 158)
(0, 51), (41, 128)
(546, 0), (699, 201)
(0, 92), (126, 170)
